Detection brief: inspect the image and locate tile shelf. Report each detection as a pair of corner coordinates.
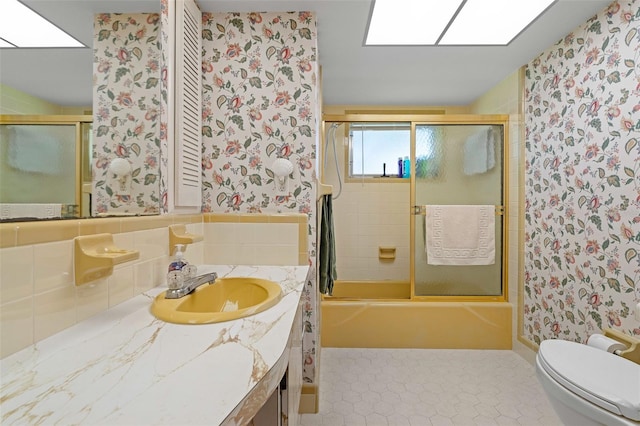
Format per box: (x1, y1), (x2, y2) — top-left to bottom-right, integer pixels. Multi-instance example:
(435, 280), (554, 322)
(74, 233), (139, 285)
(168, 224), (203, 253)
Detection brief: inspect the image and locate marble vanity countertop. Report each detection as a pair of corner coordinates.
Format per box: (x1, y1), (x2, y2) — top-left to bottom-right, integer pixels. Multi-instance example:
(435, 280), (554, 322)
(0, 265), (309, 425)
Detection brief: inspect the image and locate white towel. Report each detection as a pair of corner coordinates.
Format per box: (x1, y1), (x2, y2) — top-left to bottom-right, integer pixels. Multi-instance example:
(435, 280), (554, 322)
(463, 127), (495, 175)
(0, 203), (62, 220)
(425, 205), (495, 265)
(7, 126), (63, 175)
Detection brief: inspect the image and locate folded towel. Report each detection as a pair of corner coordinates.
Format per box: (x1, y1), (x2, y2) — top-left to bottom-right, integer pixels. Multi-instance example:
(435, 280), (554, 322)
(0, 203), (62, 220)
(426, 205), (495, 265)
(463, 127), (495, 175)
(319, 194), (337, 295)
(7, 126), (63, 175)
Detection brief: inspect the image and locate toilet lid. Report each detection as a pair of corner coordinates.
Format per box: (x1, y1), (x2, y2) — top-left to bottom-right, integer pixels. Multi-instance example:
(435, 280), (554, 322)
(538, 339), (640, 421)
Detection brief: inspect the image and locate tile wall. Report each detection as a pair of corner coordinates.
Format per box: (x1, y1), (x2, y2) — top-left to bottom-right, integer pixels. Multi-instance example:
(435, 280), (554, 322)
(0, 215), (202, 359)
(0, 213), (306, 359)
(203, 214), (308, 267)
(331, 182), (410, 281)
(469, 68), (529, 361)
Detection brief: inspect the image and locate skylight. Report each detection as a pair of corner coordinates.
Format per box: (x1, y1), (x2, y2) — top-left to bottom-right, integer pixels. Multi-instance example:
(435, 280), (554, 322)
(0, 0), (84, 48)
(366, 0), (556, 46)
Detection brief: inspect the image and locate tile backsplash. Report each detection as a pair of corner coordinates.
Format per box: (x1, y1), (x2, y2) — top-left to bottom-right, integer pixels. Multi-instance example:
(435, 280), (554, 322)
(203, 213), (308, 266)
(0, 213), (306, 359)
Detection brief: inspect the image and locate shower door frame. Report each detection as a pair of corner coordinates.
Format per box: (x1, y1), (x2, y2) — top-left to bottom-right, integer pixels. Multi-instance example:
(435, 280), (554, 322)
(410, 115), (509, 302)
(321, 113), (509, 302)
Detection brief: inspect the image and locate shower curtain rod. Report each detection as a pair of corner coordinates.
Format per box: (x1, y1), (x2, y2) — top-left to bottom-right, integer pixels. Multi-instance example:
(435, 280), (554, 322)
(412, 205), (505, 216)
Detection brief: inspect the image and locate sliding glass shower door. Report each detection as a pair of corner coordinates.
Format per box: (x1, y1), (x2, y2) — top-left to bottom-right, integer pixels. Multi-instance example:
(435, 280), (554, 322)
(411, 122), (506, 299)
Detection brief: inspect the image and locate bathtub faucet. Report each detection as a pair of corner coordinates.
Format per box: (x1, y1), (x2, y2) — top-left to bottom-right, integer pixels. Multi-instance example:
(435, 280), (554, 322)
(165, 272), (218, 299)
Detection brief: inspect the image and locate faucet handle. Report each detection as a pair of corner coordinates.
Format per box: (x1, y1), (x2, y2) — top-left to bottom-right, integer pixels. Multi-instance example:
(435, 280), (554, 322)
(164, 272), (217, 299)
(167, 270), (184, 290)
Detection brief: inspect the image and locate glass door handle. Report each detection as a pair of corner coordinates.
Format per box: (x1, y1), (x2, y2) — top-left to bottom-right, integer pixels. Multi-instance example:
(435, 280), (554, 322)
(411, 205), (425, 215)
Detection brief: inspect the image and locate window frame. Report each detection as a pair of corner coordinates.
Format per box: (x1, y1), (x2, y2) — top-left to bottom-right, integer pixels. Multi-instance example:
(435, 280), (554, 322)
(344, 121), (412, 183)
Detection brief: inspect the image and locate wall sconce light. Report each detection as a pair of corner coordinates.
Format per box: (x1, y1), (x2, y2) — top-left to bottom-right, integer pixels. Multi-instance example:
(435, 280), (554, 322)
(108, 158), (132, 195)
(271, 158), (294, 195)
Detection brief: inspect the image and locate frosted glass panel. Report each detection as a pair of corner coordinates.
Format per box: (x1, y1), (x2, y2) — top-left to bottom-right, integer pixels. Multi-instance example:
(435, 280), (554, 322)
(414, 124), (503, 296)
(0, 124), (76, 204)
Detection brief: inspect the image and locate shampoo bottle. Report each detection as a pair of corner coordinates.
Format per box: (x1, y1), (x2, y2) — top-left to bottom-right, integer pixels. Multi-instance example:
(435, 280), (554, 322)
(403, 156), (410, 178)
(397, 157), (403, 178)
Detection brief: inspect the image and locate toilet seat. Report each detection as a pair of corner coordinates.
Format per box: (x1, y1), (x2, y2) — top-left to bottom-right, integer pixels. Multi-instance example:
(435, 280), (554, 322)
(538, 339), (640, 422)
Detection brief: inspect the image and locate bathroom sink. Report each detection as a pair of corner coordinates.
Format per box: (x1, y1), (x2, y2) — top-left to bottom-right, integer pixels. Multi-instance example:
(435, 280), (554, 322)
(151, 277), (282, 324)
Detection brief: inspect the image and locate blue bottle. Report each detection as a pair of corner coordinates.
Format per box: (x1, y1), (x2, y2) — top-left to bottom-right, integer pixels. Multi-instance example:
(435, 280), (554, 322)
(397, 157), (403, 178)
(403, 156), (410, 178)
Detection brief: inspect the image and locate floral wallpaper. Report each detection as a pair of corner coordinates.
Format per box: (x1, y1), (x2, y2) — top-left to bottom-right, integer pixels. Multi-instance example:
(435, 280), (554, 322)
(201, 12), (319, 383)
(524, 0), (640, 346)
(159, 0), (171, 213)
(93, 13), (162, 215)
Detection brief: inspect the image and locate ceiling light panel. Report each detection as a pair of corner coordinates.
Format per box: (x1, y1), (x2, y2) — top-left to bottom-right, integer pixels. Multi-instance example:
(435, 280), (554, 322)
(0, 0), (83, 48)
(0, 38), (16, 48)
(366, 0), (464, 45)
(439, 0), (556, 45)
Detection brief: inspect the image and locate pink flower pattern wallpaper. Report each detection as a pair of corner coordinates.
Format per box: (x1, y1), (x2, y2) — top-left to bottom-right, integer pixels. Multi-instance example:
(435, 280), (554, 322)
(159, 0), (171, 213)
(93, 13), (162, 216)
(524, 0), (640, 345)
(201, 12), (319, 383)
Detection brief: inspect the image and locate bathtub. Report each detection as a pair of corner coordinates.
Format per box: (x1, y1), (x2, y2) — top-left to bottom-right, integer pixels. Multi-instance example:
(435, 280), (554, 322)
(321, 281), (512, 349)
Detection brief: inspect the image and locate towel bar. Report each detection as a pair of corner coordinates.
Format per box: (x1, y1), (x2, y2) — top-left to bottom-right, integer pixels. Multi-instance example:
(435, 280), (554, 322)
(412, 205), (504, 216)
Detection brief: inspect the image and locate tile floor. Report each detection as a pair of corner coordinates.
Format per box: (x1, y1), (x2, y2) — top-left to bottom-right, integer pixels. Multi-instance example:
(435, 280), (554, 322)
(300, 348), (562, 426)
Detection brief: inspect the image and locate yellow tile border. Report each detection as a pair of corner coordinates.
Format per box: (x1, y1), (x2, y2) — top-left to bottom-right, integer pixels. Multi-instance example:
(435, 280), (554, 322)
(203, 212), (307, 224)
(1, 214), (311, 262)
(78, 218), (122, 236)
(0, 214), (205, 248)
(119, 215), (174, 233)
(0, 224), (18, 247)
(204, 213), (239, 223)
(15, 220), (79, 247)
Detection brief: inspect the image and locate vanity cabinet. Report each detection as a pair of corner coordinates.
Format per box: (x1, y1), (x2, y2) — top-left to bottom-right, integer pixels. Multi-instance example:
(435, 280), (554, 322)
(251, 299), (303, 426)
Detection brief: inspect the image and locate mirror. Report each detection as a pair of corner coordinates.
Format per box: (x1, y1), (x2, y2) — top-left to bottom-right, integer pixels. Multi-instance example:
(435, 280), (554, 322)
(0, 116), (92, 219)
(0, 1), (161, 221)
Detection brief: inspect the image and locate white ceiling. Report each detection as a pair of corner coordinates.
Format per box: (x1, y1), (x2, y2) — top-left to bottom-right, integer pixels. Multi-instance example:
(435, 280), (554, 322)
(0, 0), (612, 108)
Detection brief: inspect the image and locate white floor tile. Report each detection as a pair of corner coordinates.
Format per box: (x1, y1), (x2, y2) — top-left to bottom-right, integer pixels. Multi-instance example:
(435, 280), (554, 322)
(300, 348), (560, 426)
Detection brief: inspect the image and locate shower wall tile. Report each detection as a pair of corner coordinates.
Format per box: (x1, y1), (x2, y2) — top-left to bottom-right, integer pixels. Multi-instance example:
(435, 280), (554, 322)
(327, 178), (411, 283)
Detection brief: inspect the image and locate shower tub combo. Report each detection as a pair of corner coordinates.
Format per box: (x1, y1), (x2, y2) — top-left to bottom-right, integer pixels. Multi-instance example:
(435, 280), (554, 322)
(320, 114), (511, 350)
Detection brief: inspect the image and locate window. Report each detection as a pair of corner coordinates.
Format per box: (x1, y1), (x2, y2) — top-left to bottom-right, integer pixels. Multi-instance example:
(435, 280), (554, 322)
(349, 122), (410, 178)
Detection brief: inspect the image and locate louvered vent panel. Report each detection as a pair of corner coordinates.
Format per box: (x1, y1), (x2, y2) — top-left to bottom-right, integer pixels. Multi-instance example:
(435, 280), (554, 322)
(175, 0), (202, 207)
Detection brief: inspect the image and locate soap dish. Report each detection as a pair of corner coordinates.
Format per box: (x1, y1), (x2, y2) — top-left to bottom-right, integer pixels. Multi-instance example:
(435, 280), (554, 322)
(74, 233), (139, 285)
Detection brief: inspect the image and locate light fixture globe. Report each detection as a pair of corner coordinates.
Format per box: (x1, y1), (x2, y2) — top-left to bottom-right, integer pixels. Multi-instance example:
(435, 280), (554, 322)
(108, 158), (132, 195)
(271, 158), (294, 195)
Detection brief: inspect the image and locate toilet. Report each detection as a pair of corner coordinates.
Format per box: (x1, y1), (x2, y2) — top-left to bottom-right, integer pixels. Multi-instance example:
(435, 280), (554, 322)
(536, 339), (640, 425)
